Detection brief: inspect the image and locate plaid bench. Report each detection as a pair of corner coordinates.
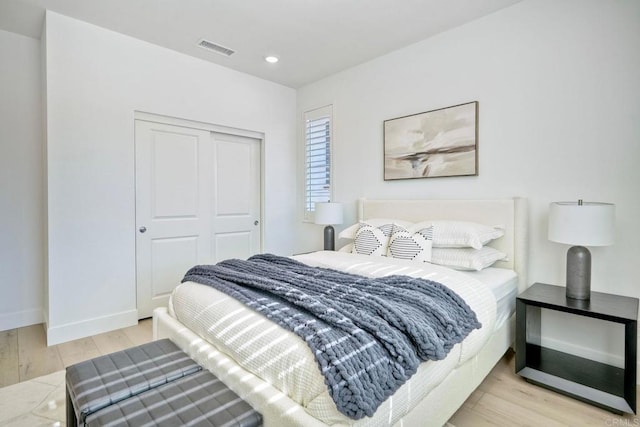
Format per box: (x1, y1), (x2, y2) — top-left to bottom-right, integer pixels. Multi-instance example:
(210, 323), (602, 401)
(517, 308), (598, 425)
(85, 369), (262, 427)
(66, 338), (261, 427)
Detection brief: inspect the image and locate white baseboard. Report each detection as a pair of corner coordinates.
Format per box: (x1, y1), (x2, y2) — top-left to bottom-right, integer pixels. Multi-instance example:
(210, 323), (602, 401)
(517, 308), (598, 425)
(46, 309), (138, 346)
(0, 308), (44, 331)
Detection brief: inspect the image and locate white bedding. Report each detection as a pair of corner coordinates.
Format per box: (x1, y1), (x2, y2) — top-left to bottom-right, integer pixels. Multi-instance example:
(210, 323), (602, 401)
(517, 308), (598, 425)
(168, 251), (501, 425)
(466, 267), (518, 329)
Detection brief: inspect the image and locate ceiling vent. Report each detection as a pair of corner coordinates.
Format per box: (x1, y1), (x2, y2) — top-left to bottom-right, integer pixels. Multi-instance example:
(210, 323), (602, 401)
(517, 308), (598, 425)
(197, 39), (235, 57)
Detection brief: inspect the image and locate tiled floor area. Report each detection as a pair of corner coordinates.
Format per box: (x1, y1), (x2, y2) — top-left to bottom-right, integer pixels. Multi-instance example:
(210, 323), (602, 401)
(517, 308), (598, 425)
(0, 370), (66, 426)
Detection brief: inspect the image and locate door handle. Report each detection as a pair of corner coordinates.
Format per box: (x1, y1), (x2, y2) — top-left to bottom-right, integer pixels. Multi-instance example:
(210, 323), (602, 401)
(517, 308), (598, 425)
(254, 220), (259, 226)
(139, 226), (147, 233)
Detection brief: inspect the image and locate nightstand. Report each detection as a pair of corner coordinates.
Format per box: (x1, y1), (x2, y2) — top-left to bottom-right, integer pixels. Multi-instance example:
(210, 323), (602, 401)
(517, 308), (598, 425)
(516, 282), (638, 414)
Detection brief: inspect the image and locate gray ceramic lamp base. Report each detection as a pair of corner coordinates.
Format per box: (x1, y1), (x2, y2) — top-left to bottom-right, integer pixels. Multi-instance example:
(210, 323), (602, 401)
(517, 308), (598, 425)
(323, 225), (335, 251)
(566, 245), (591, 300)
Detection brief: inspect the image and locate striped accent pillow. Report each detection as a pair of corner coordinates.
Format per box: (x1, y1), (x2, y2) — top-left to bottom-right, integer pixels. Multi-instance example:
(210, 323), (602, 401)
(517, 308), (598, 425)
(339, 219), (414, 240)
(352, 223), (405, 256)
(387, 227), (433, 262)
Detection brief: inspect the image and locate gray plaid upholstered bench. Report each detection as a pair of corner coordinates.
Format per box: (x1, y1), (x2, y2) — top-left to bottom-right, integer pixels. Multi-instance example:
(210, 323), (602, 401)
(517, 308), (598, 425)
(66, 338), (262, 427)
(84, 369), (262, 426)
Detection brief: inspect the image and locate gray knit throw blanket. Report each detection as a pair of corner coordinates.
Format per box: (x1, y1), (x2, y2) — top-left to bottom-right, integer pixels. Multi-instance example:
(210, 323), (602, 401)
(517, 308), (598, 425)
(182, 254), (481, 420)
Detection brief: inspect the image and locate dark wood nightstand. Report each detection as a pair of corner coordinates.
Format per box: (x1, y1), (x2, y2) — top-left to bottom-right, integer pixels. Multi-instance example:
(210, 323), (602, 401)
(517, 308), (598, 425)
(516, 282), (638, 414)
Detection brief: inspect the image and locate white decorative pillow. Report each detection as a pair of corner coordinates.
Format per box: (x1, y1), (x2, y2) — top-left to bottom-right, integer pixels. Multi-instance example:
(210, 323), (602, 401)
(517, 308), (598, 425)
(351, 223), (406, 256)
(410, 220), (504, 249)
(387, 227), (433, 262)
(431, 247), (507, 271)
(339, 219), (414, 240)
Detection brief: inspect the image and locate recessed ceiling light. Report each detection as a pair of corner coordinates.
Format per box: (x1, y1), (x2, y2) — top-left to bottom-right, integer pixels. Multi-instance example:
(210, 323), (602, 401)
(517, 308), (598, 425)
(265, 56), (279, 64)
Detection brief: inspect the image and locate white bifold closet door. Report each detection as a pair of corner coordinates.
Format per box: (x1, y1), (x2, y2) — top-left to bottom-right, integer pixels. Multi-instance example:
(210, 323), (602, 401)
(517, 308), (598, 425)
(135, 119), (261, 318)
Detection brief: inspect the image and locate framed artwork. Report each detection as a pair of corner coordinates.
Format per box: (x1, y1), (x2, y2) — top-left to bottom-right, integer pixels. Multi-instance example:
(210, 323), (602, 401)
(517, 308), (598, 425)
(383, 101), (478, 180)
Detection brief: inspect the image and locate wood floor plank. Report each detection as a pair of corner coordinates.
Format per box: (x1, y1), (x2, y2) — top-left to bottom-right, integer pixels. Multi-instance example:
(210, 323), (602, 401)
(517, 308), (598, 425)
(460, 389), (484, 409)
(448, 405), (504, 427)
(0, 329), (19, 387)
(472, 392), (569, 427)
(17, 324), (63, 381)
(56, 336), (101, 367)
(91, 329), (136, 355)
(121, 319), (153, 347)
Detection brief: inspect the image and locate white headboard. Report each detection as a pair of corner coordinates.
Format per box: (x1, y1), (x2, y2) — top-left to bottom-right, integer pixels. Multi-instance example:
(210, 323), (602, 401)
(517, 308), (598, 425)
(357, 197), (529, 292)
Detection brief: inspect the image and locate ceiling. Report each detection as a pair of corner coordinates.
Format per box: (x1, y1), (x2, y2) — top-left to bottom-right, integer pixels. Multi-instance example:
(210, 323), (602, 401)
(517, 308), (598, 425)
(0, 0), (522, 88)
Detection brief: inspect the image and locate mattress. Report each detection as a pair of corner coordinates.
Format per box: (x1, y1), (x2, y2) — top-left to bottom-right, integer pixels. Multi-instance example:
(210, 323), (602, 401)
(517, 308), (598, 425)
(168, 251), (503, 425)
(466, 267), (518, 329)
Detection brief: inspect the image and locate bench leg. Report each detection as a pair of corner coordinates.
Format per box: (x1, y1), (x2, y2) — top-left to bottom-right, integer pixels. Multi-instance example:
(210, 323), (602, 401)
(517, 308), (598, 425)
(66, 387), (79, 427)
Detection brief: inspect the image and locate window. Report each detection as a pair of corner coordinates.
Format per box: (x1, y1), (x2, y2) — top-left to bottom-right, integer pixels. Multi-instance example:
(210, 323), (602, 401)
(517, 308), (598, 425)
(304, 105), (332, 220)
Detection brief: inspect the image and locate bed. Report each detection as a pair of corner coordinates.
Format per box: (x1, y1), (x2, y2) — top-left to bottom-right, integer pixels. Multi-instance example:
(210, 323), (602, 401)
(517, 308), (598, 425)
(153, 197), (528, 426)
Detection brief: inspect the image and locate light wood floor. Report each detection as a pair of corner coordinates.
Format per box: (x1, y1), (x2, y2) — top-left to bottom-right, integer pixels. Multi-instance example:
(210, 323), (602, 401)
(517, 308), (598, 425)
(448, 349), (640, 426)
(0, 319), (152, 387)
(1, 321), (638, 426)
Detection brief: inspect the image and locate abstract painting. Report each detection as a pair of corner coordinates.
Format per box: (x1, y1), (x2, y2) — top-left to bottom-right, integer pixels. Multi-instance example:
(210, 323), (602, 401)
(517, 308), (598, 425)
(383, 101), (478, 180)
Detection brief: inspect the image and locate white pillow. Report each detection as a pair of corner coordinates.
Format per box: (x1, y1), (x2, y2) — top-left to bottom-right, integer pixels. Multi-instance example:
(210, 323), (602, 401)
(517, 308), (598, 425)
(410, 220), (504, 249)
(431, 247), (507, 271)
(351, 223), (406, 256)
(338, 243), (353, 252)
(339, 219), (414, 240)
(387, 227), (433, 262)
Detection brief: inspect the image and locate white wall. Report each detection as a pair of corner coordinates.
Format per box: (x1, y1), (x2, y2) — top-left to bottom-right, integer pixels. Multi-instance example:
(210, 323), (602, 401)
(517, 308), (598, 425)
(0, 29), (44, 330)
(297, 0), (640, 365)
(43, 11), (296, 344)
(3, 1), (638, 358)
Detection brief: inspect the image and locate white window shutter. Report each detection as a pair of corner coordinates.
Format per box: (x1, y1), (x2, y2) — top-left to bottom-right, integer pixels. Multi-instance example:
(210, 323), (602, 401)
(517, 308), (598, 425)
(304, 105), (332, 220)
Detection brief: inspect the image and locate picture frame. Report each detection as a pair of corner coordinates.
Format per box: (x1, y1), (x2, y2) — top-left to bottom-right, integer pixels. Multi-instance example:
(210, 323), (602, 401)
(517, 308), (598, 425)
(383, 101), (478, 180)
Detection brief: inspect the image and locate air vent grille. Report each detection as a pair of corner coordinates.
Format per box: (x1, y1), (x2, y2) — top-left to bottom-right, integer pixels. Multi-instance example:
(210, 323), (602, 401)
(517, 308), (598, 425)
(197, 39), (235, 57)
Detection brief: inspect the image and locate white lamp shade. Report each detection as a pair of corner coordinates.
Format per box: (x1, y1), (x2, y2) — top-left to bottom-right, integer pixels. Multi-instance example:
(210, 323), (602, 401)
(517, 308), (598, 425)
(314, 202), (343, 225)
(548, 201), (615, 246)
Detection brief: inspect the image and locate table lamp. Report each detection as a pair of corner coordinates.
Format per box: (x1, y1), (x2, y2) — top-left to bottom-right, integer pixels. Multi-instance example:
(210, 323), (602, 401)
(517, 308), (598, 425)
(314, 202), (343, 251)
(548, 200), (615, 300)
